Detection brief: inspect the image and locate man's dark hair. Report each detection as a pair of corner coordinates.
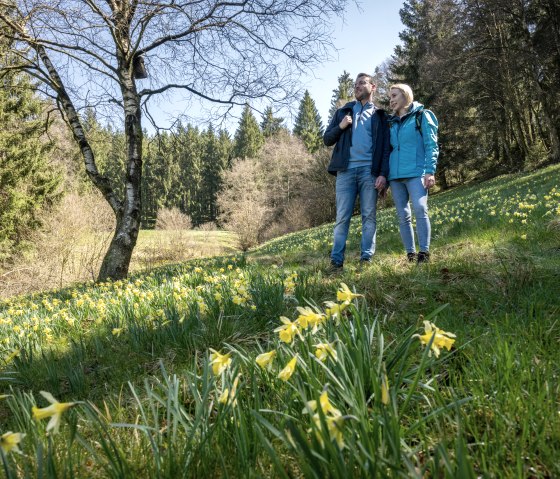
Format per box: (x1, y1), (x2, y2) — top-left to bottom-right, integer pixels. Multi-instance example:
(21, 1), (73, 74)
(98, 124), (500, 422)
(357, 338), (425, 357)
(356, 73), (375, 85)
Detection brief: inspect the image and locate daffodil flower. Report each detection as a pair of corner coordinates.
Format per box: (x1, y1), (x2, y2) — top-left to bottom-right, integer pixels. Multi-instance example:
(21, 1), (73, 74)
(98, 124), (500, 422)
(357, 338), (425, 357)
(336, 283), (363, 303)
(32, 391), (76, 434)
(325, 415), (345, 449)
(3, 349), (20, 364)
(296, 306), (325, 331)
(273, 317), (300, 344)
(278, 356), (298, 381)
(381, 370), (390, 406)
(314, 342), (337, 362)
(324, 301), (348, 322)
(209, 349), (232, 375)
(0, 431), (25, 454)
(255, 350), (276, 369)
(305, 391), (341, 417)
(218, 374), (241, 407)
(415, 321), (456, 357)
(305, 391), (345, 448)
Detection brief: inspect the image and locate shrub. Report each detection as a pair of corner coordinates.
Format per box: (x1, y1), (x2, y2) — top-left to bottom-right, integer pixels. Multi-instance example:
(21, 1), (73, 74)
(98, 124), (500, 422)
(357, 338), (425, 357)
(155, 207), (192, 230)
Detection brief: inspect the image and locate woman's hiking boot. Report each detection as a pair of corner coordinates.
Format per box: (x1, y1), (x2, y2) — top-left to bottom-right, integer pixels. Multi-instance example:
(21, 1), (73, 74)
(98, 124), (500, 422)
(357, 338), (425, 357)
(417, 251), (430, 264)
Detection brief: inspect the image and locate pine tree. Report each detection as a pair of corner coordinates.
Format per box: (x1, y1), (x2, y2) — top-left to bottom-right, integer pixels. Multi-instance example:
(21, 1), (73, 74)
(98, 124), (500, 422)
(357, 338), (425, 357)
(293, 90), (324, 153)
(328, 71), (354, 121)
(233, 104), (264, 159)
(260, 106), (286, 138)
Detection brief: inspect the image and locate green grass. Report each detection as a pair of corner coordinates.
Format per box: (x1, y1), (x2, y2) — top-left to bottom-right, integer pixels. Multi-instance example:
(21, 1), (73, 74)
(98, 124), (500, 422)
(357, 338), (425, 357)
(130, 229), (239, 271)
(0, 164), (559, 478)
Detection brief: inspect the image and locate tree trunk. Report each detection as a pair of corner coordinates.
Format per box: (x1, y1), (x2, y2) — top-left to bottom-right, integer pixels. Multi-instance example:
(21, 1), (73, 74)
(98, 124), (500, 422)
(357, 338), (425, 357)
(95, 96), (142, 281)
(36, 42), (142, 282)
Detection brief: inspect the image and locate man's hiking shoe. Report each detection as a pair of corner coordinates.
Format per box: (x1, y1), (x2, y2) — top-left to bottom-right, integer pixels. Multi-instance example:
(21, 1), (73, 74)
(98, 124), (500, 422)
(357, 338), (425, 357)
(359, 258), (372, 270)
(417, 251), (430, 264)
(407, 252), (417, 262)
(328, 261), (343, 274)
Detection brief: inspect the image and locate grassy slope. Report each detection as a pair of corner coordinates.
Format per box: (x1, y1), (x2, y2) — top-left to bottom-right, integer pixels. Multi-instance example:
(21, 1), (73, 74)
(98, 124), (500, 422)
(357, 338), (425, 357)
(0, 164), (559, 477)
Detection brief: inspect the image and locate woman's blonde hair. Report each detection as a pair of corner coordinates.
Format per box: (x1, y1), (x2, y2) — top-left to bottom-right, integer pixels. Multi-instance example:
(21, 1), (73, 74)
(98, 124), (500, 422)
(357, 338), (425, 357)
(389, 83), (414, 105)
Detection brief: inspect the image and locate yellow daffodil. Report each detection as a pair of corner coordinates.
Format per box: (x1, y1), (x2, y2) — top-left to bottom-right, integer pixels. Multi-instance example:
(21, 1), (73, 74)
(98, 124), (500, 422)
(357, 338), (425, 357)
(381, 369), (390, 406)
(32, 391), (76, 434)
(218, 374), (241, 407)
(324, 301), (348, 321)
(278, 356), (297, 381)
(255, 350), (277, 369)
(325, 415), (345, 449)
(273, 317), (300, 344)
(306, 391), (345, 448)
(314, 342), (337, 362)
(209, 349), (232, 375)
(305, 391), (341, 417)
(3, 349), (20, 364)
(0, 431), (25, 454)
(296, 306), (325, 331)
(336, 283), (363, 303)
(416, 321), (456, 357)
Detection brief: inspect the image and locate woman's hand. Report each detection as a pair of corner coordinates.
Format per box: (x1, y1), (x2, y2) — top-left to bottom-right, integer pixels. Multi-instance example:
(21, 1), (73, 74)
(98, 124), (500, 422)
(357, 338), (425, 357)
(423, 174), (436, 189)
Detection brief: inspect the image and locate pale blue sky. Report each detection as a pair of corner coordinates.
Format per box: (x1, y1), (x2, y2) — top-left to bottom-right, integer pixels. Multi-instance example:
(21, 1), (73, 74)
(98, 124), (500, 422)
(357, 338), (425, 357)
(301, 1), (405, 125)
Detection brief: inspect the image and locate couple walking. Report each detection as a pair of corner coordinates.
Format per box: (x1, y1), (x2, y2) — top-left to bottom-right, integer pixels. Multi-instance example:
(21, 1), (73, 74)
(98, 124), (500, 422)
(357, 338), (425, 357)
(324, 73), (439, 271)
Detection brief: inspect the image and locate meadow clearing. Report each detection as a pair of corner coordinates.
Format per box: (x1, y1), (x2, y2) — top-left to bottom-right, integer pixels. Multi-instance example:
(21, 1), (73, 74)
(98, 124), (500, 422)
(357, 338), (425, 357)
(0, 164), (559, 478)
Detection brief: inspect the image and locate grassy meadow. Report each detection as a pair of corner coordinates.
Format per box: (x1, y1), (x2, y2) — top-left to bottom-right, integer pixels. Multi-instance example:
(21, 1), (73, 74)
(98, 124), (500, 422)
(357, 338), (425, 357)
(0, 164), (559, 478)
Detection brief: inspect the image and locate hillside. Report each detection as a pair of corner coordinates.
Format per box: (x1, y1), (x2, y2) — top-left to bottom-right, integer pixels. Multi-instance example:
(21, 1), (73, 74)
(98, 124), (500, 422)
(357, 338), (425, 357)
(0, 164), (559, 478)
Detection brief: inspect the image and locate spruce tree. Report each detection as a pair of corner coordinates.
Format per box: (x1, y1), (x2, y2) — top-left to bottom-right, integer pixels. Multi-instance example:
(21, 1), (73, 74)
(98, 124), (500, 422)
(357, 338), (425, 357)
(328, 71), (354, 121)
(176, 123), (204, 223)
(233, 104), (264, 159)
(0, 53), (63, 259)
(293, 90), (324, 153)
(260, 106), (286, 138)
(200, 125), (231, 223)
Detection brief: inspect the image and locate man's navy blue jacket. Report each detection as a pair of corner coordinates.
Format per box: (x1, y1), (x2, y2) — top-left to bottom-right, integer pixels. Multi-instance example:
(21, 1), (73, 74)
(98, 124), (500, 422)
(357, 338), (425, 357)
(324, 101), (390, 177)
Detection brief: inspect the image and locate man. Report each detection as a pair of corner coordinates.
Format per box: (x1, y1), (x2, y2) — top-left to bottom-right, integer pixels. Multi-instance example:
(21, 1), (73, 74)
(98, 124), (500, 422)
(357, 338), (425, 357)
(324, 73), (390, 271)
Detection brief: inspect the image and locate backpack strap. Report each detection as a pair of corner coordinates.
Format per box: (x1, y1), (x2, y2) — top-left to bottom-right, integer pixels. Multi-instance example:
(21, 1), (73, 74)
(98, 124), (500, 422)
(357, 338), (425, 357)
(415, 109), (424, 136)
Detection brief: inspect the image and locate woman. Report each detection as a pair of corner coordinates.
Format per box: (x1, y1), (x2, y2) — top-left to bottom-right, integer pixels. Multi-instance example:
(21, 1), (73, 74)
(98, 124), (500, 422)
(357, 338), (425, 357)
(388, 84), (439, 263)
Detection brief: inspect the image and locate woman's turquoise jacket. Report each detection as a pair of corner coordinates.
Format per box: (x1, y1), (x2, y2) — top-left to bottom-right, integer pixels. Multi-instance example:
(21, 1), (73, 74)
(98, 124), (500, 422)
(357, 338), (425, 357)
(388, 101), (439, 181)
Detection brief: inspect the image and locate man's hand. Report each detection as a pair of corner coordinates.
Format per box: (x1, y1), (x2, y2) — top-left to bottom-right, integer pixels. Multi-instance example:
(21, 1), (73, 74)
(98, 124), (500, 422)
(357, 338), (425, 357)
(423, 174), (436, 189)
(339, 114), (352, 130)
(375, 175), (387, 192)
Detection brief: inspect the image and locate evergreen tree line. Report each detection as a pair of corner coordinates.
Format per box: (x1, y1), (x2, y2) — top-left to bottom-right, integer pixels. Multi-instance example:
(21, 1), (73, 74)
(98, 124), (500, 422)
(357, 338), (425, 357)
(80, 96), (327, 231)
(82, 113), (234, 229)
(388, 0), (560, 187)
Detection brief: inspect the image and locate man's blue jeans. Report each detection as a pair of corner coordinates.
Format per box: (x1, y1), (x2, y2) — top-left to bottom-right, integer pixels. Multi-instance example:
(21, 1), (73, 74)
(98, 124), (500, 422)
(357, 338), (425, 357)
(390, 176), (431, 253)
(331, 166), (378, 265)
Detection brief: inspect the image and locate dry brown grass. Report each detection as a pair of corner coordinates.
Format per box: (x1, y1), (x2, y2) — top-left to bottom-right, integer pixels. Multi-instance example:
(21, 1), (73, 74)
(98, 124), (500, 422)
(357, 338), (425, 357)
(0, 192), (113, 297)
(0, 194), (238, 298)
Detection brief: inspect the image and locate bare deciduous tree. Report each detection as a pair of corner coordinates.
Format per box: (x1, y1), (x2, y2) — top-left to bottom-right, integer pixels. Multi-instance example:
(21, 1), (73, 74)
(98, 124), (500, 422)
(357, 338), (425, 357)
(0, 0), (352, 280)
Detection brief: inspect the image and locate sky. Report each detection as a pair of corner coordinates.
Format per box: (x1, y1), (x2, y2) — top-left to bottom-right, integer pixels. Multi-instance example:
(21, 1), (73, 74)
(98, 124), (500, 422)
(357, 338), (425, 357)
(146, 1), (405, 133)
(300, 1), (405, 126)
